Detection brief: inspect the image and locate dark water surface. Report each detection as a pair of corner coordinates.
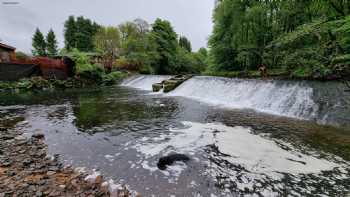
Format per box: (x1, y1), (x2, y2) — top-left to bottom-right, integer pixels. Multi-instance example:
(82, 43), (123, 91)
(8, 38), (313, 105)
(0, 86), (349, 196)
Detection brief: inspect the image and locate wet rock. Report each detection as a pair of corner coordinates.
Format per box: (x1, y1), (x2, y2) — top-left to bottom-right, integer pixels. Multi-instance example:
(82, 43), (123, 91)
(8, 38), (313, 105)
(157, 153), (190, 170)
(0, 118), (123, 197)
(1, 161), (12, 167)
(46, 171), (56, 176)
(1, 135), (14, 140)
(35, 191), (43, 197)
(32, 133), (45, 139)
(22, 158), (32, 166)
(95, 175), (103, 185)
(152, 83), (163, 92)
(15, 135), (26, 141)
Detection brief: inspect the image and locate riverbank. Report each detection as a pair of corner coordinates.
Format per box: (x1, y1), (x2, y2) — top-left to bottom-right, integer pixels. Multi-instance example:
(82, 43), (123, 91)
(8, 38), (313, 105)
(203, 69), (350, 82)
(0, 71), (127, 94)
(0, 116), (132, 197)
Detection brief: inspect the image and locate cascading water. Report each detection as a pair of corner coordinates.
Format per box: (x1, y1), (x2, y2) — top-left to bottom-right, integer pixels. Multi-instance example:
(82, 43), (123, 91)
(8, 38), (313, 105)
(122, 75), (350, 127)
(168, 76), (318, 120)
(121, 75), (172, 91)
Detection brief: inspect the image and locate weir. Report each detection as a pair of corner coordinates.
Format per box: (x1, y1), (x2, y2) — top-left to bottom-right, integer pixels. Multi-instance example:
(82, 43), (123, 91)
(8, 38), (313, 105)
(122, 75), (350, 128)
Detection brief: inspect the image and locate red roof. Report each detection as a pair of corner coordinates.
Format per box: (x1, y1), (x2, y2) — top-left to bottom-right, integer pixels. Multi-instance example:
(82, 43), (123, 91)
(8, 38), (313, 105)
(0, 42), (16, 51)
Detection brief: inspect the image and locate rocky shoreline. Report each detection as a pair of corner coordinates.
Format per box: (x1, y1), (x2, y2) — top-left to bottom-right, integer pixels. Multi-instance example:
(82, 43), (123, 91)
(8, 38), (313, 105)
(0, 118), (132, 197)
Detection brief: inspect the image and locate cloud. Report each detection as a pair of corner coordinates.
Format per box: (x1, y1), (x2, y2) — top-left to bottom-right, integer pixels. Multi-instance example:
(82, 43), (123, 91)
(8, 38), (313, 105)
(0, 0), (214, 53)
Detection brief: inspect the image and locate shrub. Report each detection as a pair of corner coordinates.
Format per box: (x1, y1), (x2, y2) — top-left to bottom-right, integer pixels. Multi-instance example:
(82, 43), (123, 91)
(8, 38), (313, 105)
(102, 71), (127, 85)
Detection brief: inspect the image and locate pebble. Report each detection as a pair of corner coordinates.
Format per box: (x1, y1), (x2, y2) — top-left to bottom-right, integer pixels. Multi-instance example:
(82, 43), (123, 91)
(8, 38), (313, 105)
(47, 171), (56, 176)
(0, 116), (129, 197)
(32, 133), (45, 139)
(15, 136), (26, 141)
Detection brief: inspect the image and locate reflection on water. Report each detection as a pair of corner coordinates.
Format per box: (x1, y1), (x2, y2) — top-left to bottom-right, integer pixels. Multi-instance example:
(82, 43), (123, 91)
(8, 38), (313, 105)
(0, 86), (350, 196)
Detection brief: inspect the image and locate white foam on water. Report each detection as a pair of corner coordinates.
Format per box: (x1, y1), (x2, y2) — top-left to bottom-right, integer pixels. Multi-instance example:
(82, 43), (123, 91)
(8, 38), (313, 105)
(133, 121), (340, 181)
(121, 75), (172, 91)
(167, 77), (319, 120)
(104, 154), (115, 162)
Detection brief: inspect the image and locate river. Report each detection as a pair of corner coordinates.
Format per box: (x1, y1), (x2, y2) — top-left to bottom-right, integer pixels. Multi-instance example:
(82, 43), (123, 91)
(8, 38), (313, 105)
(0, 75), (349, 196)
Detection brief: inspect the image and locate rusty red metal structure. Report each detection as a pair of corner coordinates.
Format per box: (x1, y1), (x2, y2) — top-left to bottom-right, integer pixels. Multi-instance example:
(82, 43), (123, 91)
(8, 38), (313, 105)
(0, 42), (75, 81)
(0, 57), (75, 80)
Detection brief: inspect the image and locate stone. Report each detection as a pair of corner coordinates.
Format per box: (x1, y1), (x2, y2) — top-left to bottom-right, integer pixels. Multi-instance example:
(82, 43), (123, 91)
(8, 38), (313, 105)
(157, 154), (190, 170)
(59, 185), (66, 190)
(152, 83), (163, 92)
(35, 191), (43, 197)
(47, 171), (56, 176)
(94, 175), (103, 184)
(1, 161), (12, 167)
(22, 158), (32, 166)
(32, 133), (45, 139)
(2, 135), (14, 140)
(15, 136), (26, 141)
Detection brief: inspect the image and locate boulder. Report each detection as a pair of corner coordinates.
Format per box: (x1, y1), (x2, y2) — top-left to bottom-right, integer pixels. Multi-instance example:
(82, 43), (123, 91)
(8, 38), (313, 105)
(152, 83), (163, 92)
(157, 154), (190, 170)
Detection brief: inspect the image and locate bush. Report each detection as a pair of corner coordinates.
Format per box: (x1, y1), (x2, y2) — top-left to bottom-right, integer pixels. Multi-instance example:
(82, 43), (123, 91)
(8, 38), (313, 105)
(15, 51), (30, 61)
(102, 71), (127, 85)
(264, 18), (350, 80)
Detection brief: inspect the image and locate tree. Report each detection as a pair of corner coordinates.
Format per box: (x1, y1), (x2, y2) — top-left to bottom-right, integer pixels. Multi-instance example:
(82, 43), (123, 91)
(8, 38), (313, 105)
(149, 18), (178, 74)
(46, 29), (58, 57)
(179, 36), (192, 52)
(134, 18), (150, 34)
(94, 26), (121, 72)
(64, 16), (77, 50)
(32, 28), (46, 56)
(116, 19), (158, 73)
(64, 16), (100, 52)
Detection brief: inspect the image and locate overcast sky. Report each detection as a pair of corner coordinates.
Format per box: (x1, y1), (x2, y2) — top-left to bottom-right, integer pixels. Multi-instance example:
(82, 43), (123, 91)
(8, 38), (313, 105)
(0, 0), (214, 54)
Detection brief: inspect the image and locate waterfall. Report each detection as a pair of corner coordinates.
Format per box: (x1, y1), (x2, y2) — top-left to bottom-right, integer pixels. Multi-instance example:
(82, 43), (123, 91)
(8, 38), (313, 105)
(121, 75), (350, 127)
(168, 76), (319, 120)
(121, 75), (172, 91)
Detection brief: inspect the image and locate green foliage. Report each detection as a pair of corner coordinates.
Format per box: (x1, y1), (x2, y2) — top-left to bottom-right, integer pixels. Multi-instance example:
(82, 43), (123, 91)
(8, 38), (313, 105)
(102, 71), (127, 85)
(32, 28), (46, 56)
(15, 52), (29, 61)
(208, 0), (350, 80)
(94, 26), (121, 71)
(179, 36), (192, 52)
(117, 19), (156, 72)
(64, 16), (100, 52)
(67, 49), (103, 82)
(266, 17), (350, 79)
(149, 18), (178, 74)
(65, 49), (127, 84)
(191, 48), (209, 73)
(64, 16), (77, 51)
(0, 77), (83, 93)
(46, 29), (58, 57)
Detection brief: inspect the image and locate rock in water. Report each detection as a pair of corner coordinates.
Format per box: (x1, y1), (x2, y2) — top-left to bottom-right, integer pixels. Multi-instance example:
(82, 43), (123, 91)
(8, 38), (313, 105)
(32, 133), (45, 139)
(157, 154), (190, 170)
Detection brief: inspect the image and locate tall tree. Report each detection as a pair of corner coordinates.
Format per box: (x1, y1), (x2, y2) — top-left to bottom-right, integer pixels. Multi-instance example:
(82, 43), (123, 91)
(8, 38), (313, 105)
(32, 28), (46, 56)
(46, 29), (58, 57)
(64, 16), (77, 50)
(149, 18), (178, 74)
(64, 16), (100, 52)
(94, 26), (121, 72)
(179, 36), (192, 52)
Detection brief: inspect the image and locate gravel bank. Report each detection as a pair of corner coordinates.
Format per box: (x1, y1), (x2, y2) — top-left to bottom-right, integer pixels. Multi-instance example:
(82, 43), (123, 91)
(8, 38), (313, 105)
(0, 117), (132, 197)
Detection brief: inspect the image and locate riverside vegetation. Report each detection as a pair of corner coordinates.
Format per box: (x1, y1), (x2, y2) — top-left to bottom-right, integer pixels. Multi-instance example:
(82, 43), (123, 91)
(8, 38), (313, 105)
(207, 0), (350, 81)
(0, 50), (127, 93)
(29, 2), (350, 81)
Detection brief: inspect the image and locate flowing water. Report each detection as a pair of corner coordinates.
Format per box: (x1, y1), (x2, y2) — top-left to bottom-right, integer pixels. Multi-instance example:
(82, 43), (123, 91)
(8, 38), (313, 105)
(1, 75), (350, 196)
